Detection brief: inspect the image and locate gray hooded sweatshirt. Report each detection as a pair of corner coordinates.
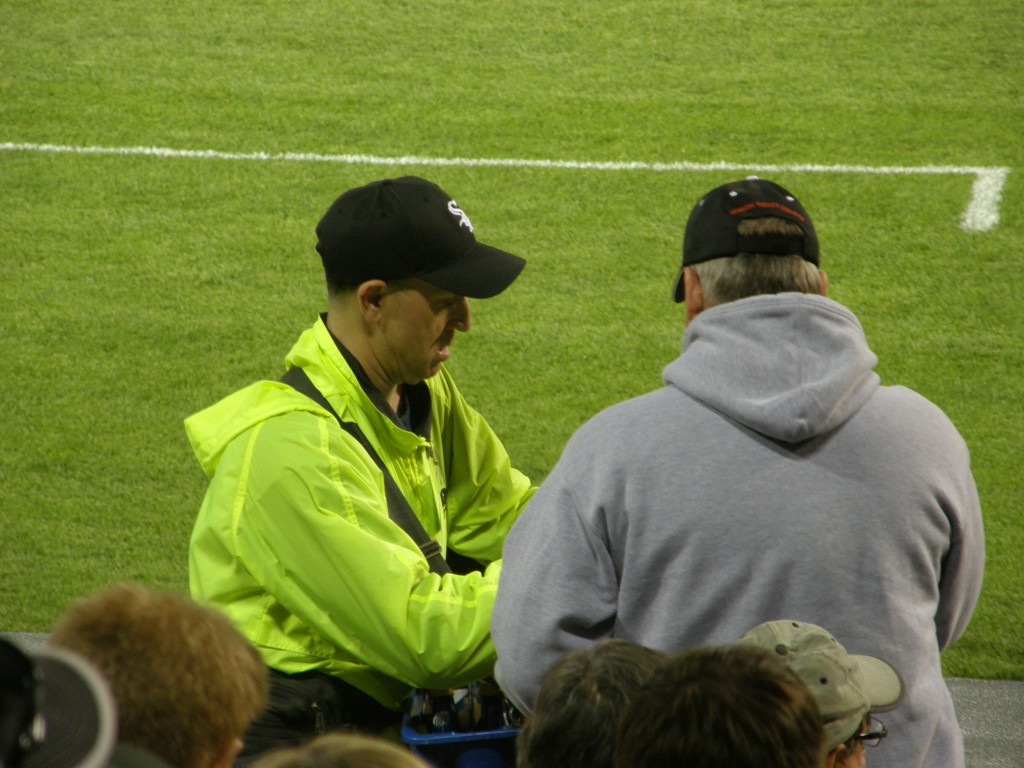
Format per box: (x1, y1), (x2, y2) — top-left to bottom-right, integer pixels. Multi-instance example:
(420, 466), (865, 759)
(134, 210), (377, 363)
(493, 293), (983, 768)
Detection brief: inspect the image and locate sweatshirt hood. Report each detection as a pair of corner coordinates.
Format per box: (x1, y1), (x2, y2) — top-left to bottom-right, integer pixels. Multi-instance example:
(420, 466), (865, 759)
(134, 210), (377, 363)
(663, 294), (879, 443)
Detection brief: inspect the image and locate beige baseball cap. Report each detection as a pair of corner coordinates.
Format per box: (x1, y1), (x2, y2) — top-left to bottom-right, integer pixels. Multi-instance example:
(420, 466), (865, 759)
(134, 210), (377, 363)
(737, 620), (904, 750)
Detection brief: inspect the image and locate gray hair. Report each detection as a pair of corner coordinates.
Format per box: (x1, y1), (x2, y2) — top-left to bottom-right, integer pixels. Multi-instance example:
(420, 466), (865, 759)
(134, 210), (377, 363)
(690, 218), (823, 308)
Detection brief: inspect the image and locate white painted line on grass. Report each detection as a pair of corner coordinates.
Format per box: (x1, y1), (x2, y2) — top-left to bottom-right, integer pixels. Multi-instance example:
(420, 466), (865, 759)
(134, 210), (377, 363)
(960, 167), (1009, 233)
(1, 141), (1009, 232)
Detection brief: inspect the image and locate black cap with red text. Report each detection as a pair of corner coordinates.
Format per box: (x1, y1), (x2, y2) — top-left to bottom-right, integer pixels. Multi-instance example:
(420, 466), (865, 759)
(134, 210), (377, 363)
(673, 178), (818, 302)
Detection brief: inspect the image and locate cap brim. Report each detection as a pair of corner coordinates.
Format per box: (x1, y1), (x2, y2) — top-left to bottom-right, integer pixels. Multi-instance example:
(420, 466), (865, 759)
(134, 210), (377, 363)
(418, 242), (526, 299)
(24, 647), (117, 768)
(852, 654), (904, 713)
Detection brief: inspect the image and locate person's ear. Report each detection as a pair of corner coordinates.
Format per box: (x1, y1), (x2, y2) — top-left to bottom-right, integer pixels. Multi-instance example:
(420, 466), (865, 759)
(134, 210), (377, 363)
(357, 280), (388, 322)
(683, 267), (705, 324)
(818, 269), (828, 297)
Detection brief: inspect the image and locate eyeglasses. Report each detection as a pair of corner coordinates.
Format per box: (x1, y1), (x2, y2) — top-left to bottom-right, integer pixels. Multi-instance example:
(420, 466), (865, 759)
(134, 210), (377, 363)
(853, 718), (888, 747)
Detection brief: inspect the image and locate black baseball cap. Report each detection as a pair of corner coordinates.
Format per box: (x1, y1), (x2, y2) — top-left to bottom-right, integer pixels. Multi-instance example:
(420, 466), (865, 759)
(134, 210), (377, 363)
(0, 638), (117, 768)
(673, 178), (819, 302)
(315, 176), (526, 298)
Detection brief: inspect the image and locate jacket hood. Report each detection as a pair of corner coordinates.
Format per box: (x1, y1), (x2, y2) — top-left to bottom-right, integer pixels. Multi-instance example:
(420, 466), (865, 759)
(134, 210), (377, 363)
(185, 321), (348, 476)
(663, 294), (879, 443)
(185, 379), (321, 476)
(185, 319), (425, 476)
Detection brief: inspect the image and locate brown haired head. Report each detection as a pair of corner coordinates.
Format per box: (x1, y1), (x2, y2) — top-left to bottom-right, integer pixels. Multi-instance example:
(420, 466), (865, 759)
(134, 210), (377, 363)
(252, 733), (430, 768)
(50, 583), (267, 768)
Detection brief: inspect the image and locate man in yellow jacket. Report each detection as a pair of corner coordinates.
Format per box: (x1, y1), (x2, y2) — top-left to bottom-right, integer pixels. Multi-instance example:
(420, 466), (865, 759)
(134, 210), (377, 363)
(186, 176), (535, 763)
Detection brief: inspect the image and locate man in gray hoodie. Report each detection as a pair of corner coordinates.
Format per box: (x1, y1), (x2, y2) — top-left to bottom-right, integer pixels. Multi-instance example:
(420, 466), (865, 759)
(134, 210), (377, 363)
(491, 178), (984, 768)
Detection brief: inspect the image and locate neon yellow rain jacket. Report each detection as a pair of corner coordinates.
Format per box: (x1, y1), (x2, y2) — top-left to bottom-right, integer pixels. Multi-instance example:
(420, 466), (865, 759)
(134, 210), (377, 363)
(186, 317), (535, 709)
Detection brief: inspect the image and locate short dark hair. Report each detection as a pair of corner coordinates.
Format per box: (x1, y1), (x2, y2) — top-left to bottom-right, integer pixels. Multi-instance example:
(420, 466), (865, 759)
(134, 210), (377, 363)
(517, 639), (666, 768)
(613, 645), (825, 768)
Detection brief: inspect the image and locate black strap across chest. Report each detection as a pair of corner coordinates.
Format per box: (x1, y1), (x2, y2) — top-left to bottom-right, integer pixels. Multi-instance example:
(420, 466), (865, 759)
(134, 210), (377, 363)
(279, 366), (452, 576)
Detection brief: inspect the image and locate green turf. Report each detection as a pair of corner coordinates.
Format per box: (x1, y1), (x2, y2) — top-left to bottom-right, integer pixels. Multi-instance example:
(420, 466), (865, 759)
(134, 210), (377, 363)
(1, 1), (1021, 679)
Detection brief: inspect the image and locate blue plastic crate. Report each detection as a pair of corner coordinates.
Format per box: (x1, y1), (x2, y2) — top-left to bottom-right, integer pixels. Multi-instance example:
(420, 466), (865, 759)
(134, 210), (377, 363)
(401, 715), (518, 768)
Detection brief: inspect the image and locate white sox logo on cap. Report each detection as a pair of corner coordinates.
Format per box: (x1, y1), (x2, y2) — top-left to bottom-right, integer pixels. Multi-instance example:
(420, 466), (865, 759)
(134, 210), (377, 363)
(447, 200), (474, 232)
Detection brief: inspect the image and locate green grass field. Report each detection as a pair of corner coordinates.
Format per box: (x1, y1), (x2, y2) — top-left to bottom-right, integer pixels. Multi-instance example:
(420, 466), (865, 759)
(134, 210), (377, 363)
(2, 1), (1021, 679)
